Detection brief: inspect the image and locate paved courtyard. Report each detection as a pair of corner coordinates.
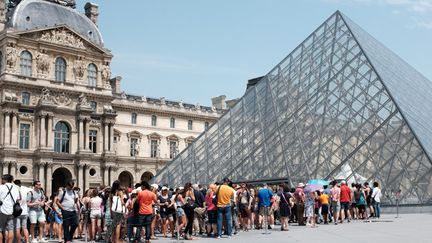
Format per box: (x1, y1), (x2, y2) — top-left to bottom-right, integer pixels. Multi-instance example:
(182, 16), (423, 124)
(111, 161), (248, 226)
(69, 213), (429, 243)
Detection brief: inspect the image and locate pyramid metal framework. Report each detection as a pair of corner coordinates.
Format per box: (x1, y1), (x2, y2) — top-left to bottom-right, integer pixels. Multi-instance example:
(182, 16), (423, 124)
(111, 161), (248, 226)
(152, 11), (432, 205)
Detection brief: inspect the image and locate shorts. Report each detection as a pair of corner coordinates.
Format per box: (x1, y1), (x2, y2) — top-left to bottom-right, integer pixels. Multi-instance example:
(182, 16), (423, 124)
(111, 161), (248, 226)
(239, 204), (251, 218)
(176, 207), (185, 217)
(90, 209), (102, 219)
(0, 213), (16, 232)
(321, 204), (329, 215)
(18, 215), (28, 229)
(341, 202), (350, 211)
(207, 210), (217, 224)
(54, 213), (63, 224)
(331, 201), (340, 213)
(29, 210), (46, 224)
(259, 206), (271, 216)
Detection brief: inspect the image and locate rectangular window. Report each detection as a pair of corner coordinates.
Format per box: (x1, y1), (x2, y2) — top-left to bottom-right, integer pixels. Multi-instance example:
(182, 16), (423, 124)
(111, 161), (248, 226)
(170, 118), (175, 128)
(22, 92), (30, 105)
(19, 124), (30, 149)
(131, 113), (137, 125)
(151, 115), (157, 126)
(89, 101), (97, 113)
(150, 140), (158, 158)
(89, 130), (97, 153)
(169, 141), (177, 159)
(188, 120), (193, 130)
(130, 138), (138, 157)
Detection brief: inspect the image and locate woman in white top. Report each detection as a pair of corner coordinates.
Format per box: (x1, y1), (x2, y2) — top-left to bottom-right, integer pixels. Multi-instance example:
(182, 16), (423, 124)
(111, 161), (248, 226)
(89, 189), (102, 241)
(110, 189), (126, 243)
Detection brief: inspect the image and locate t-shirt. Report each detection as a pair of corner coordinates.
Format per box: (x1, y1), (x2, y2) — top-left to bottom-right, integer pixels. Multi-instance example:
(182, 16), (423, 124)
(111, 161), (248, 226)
(193, 190), (205, 208)
(257, 188), (273, 207)
(27, 189), (45, 211)
(205, 191), (216, 211)
(340, 185), (351, 203)
(216, 185), (234, 207)
(137, 190), (156, 215)
(90, 196), (102, 210)
(19, 187), (29, 215)
(58, 189), (78, 212)
(330, 187), (340, 202)
(372, 187), (382, 203)
(0, 183), (21, 215)
(319, 194), (329, 205)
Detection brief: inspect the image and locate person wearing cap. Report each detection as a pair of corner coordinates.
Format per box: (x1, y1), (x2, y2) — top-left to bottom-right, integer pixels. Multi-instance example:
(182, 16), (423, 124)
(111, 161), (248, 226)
(215, 178), (234, 238)
(294, 183), (306, 226)
(158, 186), (174, 238)
(339, 180), (351, 223)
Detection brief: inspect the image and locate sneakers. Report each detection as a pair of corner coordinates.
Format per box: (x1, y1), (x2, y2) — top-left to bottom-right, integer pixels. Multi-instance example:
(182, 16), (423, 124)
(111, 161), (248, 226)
(39, 238), (48, 243)
(31, 240), (38, 243)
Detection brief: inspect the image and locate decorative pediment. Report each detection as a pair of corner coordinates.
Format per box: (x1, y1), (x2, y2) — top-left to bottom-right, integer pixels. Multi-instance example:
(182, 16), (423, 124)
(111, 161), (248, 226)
(184, 136), (195, 143)
(127, 130), (143, 139)
(16, 26), (110, 54)
(147, 132), (162, 141)
(166, 134), (180, 142)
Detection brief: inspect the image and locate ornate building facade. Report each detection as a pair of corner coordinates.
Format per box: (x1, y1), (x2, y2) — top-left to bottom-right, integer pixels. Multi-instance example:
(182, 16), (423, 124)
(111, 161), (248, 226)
(0, 0), (221, 196)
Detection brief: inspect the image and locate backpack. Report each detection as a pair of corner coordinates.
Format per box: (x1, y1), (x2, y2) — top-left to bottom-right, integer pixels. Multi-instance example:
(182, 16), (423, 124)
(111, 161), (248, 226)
(132, 198), (140, 214)
(60, 190), (76, 203)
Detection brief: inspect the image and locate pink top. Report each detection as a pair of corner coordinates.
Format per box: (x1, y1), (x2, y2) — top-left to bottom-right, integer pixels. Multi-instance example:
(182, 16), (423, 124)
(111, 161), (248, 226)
(205, 192), (216, 211)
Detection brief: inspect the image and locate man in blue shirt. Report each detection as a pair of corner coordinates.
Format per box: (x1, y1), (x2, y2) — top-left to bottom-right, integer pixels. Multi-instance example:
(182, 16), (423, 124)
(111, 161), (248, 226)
(257, 183), (273, 229)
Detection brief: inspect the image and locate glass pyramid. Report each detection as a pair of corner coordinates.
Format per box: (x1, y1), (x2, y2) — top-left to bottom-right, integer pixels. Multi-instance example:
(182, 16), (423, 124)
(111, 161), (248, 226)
(152, 11), (432, 205)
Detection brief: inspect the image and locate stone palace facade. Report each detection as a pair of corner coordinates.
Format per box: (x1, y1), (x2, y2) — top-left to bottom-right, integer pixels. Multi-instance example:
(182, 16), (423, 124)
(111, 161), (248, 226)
(0, 0), (221, 196)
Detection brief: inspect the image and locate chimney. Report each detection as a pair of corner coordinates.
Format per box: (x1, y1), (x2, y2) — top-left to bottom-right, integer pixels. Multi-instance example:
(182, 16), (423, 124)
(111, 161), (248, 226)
(84, 2), (99, 26)
(110, 76), (122, 94)
(211, 95), (226, 110)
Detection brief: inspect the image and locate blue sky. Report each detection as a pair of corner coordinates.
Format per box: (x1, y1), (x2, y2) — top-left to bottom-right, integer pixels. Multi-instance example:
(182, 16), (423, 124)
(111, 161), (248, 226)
(76, 0), (432, 106)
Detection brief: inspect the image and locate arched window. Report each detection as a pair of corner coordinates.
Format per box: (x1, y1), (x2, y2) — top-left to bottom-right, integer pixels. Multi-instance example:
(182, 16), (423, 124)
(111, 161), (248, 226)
(55, 57), (66, 82)
(20, 51), (32, 76)
(170, 117), (175, 128)
(151, 115), (157, 126)
(131, 113), (137, 124)
(87, 63), (97, 87)
(54, 122), (70, 153)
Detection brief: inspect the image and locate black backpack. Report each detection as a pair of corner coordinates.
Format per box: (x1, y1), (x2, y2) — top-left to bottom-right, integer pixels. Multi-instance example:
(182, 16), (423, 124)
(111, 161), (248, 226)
(5, 185), (22, 218)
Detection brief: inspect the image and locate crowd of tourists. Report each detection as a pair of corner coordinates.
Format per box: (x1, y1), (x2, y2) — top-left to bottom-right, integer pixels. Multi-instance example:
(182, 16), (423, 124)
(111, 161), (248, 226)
(0, 173), (383, 243)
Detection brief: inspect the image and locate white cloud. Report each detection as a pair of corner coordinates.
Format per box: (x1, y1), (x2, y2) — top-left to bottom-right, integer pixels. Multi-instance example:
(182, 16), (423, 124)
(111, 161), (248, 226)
(416, 20), (432, 28)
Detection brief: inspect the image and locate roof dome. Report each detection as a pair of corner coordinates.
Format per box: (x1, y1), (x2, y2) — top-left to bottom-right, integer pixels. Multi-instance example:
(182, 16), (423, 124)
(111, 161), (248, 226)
(7, 0), (103, 46)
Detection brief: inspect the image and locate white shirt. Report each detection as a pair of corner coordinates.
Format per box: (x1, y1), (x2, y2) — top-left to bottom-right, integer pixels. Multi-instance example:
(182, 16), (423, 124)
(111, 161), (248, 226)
(0, 183), (21, 215)
(19, 186), (30, 215)
(372, 187), (382, 203)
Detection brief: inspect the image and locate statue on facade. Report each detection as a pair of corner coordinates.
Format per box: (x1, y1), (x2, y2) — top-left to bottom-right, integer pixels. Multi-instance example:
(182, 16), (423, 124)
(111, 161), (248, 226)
(73, 58), (85, 80)
(36, 52), (50, 77)
(101, 65), (111, 82)
(4, 90), (18, 102)
(103, 104), (115, 114)
(8, 0), (21, 10)
(78, 93), (89, 106)
(38, 88), (53, 105)
(6, 47), (17, 70)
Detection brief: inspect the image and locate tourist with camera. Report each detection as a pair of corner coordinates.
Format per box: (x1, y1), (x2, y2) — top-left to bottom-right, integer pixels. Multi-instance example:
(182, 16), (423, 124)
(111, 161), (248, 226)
(27, 180), (47, 243)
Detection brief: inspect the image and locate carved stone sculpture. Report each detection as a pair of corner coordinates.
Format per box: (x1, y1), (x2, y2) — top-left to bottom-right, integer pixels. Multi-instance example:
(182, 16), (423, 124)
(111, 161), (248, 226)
(6, 47), (17, 71)
(78, 93), (89, 106)
(103, 104), (115, 114)
(36, 52), (50, 77)
(101, 65), (111, 81)
(41, 29), (84, 48)
(53, 92), (72, 106)
(4, 90), (18, 102)
(44, 0), (76, 8)
(39, 88), (53, 105)
(74, 59), (85, 80)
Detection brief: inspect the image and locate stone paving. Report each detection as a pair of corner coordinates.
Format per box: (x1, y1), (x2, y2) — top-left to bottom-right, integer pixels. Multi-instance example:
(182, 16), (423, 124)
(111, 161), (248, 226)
(70, 213), (430, 243)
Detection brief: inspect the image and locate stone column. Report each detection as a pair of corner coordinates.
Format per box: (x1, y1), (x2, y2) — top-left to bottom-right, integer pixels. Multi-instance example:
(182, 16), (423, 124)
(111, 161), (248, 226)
(84, 119), (89, 150)
(104, 123), (109, 152)
(39, 162), (45, 186)
(11, 113), (18, 146)
(103, 166), (109, 186)
(47, 115), (54, 148)
(10, 162), (16, 178)
(109, 123), (114, 152)
(78, 118), (84, 151)
(77, 164), (83, 190)
(4, 112), (10, 145)
(46, 163), (53, 197)
(40, 114), (46, 148)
